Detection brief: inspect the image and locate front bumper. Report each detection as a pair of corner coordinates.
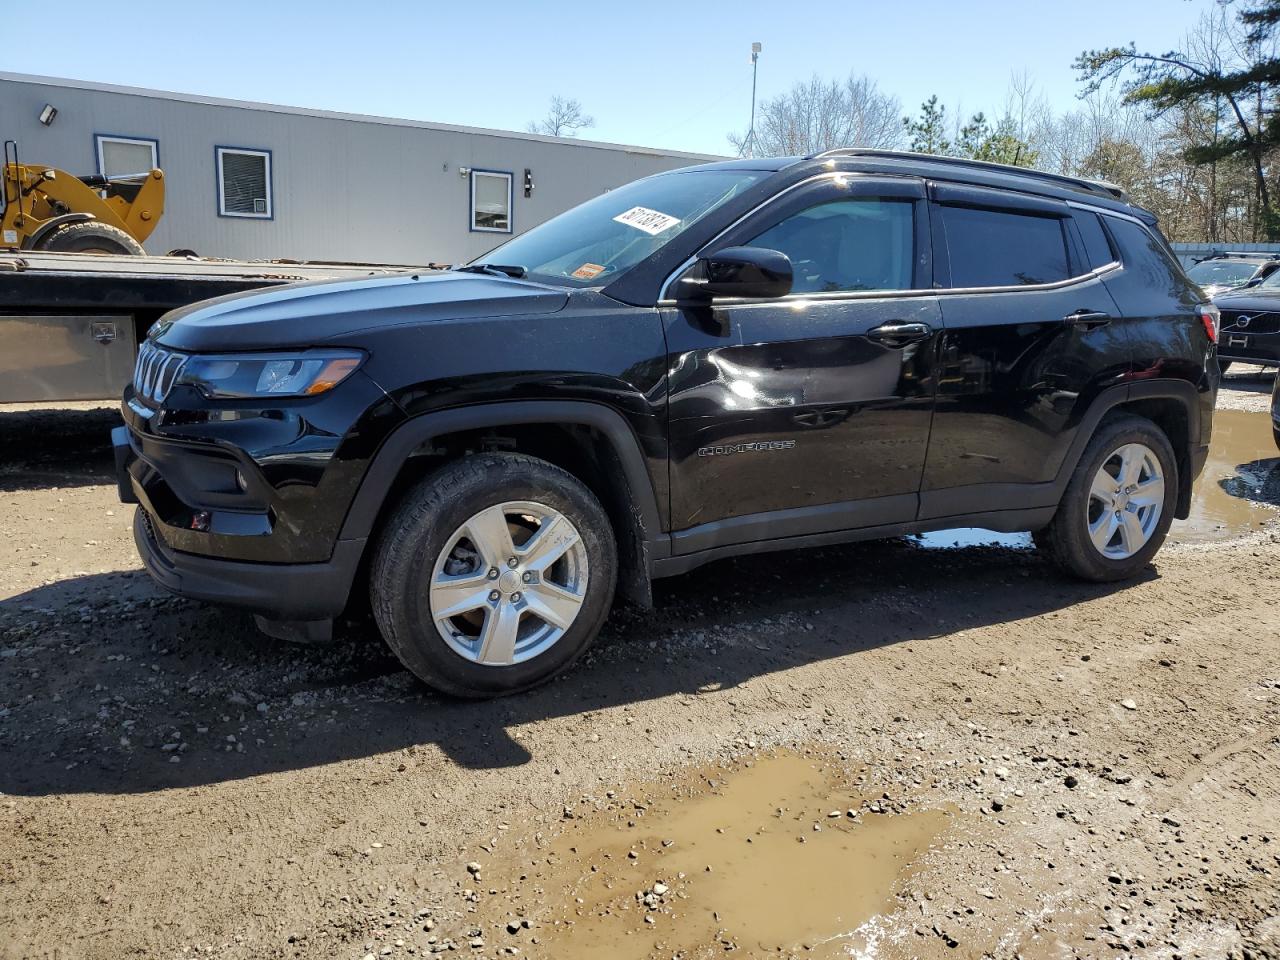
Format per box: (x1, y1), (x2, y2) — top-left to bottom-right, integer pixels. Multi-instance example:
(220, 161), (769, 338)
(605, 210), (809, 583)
(1217, 327), (1280, 366)
(132, 504), (365, 620)
(112, 391), (381, 620)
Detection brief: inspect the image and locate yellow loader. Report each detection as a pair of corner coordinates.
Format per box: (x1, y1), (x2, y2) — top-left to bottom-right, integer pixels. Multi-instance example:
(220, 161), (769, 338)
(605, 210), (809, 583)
(2, 139), (164, 255)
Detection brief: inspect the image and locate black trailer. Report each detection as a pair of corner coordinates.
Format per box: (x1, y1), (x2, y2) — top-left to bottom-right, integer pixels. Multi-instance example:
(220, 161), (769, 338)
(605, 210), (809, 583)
(0, 249), (430, 403)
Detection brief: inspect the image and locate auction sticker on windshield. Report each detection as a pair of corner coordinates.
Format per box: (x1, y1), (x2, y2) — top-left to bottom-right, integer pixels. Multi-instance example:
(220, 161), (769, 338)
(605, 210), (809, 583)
(612, 206), (681, 235)
(571, 262), (606, 280)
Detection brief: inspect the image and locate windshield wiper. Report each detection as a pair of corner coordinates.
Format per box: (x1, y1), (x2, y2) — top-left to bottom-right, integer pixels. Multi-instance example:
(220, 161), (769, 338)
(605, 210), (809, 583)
(454, 263), (527, 279)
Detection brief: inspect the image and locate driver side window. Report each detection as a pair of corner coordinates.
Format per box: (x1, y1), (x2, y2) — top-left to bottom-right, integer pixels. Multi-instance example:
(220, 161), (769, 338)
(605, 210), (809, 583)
(744, 198), (915, 294)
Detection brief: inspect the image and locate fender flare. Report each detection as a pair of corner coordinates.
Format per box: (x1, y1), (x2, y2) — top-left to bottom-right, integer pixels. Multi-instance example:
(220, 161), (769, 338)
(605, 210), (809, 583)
(338, 400), (665, 545)
(22, 213), (95, 250)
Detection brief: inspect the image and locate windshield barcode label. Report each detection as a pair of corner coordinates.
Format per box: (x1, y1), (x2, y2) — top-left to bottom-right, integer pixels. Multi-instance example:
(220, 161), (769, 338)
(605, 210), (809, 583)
(612, 206), (681, 235)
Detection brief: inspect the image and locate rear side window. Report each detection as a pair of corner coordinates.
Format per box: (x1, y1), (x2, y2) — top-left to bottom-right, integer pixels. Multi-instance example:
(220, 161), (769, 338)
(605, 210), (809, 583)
(941, 205), (1070, 287)
(1074, 212), (1116, 270)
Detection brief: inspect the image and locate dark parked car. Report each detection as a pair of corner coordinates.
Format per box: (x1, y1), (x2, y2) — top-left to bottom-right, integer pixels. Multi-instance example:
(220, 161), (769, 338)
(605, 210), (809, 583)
(1210, 271), (1280, 370)
(1186, 251), (1280, 298)
(114, 150), (1220, 697)
(1273, 372), (1280, 450)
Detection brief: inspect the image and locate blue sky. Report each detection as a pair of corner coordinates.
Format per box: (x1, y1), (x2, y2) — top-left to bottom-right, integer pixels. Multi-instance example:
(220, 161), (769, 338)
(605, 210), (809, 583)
(8, 0), (1213, 156)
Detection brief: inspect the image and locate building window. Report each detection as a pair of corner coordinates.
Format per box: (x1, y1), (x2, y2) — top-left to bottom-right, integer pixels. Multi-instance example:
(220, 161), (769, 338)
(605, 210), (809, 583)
(216, 147), (273, 219)
(471, 169), (512, 233)
(95, 135), (158, 178)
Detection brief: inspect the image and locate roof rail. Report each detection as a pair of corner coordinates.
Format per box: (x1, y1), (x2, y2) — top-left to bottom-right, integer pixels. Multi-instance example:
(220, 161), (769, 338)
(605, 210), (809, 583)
(810, 148), (1129, 203)
(1198, 250), (1280, 260)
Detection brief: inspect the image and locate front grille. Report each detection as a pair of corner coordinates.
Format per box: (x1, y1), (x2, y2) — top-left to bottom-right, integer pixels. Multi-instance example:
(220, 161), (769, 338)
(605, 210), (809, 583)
(133, 340), (187, 405)
(139, 507), (157, 544)
(1220, 310), (1280, 335)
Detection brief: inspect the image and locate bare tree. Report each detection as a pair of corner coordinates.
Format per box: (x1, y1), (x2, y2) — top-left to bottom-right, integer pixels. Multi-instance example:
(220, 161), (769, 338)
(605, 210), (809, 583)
(1076, 3), (1280, 236)
(728, 73), (902, 157)
(527, 97), (595, 138)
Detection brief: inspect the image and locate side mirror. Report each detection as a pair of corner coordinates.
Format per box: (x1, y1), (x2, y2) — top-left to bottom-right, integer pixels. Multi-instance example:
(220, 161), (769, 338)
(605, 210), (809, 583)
(1245, 276), (1264, 287)
(677, 246), (793, 301)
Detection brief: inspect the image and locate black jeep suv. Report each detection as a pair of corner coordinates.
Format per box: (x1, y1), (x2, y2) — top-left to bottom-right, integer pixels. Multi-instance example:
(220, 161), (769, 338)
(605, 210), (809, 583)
(114, 150), (1219, 697)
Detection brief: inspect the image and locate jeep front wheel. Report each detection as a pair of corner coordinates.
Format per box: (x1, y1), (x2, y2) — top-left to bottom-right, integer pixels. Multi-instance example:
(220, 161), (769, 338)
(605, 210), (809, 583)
(370, 453), (617, 698)
(1035, 414), (1177, 582)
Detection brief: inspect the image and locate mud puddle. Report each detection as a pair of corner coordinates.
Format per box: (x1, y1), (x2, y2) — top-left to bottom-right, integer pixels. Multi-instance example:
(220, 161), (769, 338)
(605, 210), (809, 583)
(909, 528), (1031, 550)
(472, 751), (953, 959)
(1171, 408), (1280, 544)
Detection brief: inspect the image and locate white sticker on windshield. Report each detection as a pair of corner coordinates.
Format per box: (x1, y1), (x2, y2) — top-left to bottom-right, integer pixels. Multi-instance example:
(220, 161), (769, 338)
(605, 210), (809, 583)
(612, 205), (681, 236)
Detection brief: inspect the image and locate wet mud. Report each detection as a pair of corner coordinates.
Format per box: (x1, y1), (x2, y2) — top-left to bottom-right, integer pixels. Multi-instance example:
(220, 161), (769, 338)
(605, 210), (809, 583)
(1174, 407), (1280, 543)
(470, 752), (954, 959)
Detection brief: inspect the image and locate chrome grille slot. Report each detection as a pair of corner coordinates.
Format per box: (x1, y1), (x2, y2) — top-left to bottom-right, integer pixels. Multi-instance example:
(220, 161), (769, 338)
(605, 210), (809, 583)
(132, 341), (188, 404)
(1220, 310), (1280, 335)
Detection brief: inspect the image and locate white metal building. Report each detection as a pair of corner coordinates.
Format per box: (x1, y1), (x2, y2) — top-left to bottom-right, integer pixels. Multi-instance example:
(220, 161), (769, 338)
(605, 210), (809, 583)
(0, 72), (719, 264)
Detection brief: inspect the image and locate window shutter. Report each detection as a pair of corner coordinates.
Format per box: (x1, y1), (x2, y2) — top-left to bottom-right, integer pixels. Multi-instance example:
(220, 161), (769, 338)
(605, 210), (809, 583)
(221, 151), (269, 216)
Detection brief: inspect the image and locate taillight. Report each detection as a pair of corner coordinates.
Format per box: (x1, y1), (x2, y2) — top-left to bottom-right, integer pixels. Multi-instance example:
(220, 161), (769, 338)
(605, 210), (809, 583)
(1201, 306), (1219, 343)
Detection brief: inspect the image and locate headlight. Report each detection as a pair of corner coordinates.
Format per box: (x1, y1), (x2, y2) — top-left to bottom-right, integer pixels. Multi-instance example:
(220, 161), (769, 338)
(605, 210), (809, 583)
(175, 349), (364, 399)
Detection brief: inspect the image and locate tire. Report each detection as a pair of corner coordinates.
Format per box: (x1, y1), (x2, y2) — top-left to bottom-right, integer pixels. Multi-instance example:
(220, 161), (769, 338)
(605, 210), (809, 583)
(1034, 414), (1178, 582)
(370, 453), (617, 698)
(35, 221), (145, 255)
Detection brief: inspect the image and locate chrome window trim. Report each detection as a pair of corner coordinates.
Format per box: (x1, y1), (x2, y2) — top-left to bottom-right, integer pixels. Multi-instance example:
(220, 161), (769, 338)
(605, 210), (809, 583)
(658, 264), (1121, 309)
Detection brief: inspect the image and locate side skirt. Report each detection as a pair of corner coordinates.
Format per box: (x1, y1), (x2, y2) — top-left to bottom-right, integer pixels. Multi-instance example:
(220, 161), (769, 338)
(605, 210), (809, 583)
(649, 506), (1055, 578)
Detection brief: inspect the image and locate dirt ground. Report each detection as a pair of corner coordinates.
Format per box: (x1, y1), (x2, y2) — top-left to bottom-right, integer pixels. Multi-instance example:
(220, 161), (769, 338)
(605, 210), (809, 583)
(1, 372), (1278, 960)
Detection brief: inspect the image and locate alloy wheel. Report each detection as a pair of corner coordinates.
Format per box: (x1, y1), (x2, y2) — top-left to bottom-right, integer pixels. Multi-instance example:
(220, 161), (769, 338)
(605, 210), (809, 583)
(428, 501), (589, 666)
(1086, 442), (1165, 560)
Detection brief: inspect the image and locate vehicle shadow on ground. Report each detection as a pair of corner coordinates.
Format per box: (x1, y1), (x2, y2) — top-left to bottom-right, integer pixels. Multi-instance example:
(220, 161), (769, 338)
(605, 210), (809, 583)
(0, 406), (121, 491)
(0, 538), (1152, 797)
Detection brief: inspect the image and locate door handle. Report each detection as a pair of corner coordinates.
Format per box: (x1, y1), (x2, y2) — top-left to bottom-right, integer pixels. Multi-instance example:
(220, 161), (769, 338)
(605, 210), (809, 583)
(867, 321), (932, 346)
(1064, 309), (1112, 330)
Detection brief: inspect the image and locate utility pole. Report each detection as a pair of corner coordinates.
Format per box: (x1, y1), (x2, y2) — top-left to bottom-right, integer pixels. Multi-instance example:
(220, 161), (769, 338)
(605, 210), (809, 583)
(746, 41), (762, 158)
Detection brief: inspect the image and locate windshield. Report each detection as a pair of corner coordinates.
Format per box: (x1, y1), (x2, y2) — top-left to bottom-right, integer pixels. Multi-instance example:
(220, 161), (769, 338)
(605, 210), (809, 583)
(470, 169), (764, 286)
(1186, 259), (1260, 287)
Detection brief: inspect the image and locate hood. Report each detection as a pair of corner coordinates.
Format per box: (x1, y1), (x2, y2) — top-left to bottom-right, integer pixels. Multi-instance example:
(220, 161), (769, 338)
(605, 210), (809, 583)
(1213, 286), (1280, 310)
(1199, 282), (1237, 297)
(152, 271), (569, 352)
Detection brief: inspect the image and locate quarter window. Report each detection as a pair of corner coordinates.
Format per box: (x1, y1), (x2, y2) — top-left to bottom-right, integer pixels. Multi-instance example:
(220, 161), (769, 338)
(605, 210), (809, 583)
(471, 170), (513, 233)
(744, 198), (914, 294)
(941, 205), (1070, 287)
(216, 147), (272, 219)
(95, 135), (158, 178)
(1103, 216), (1185, 281)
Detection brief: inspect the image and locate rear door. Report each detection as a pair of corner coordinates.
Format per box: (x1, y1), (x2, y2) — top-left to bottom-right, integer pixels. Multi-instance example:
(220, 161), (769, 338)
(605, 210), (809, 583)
(662, 174), (943, 551)
(921, 183), (1128, 520)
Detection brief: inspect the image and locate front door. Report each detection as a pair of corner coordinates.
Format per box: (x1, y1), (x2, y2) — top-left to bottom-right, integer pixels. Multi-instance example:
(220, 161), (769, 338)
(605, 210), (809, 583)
(662, 175), (943, 553)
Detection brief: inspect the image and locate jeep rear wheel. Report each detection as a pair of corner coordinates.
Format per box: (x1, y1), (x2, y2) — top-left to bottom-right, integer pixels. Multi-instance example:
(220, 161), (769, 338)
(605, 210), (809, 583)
(370, 454), (616, 698)
(1035, 414), (1177, 582)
